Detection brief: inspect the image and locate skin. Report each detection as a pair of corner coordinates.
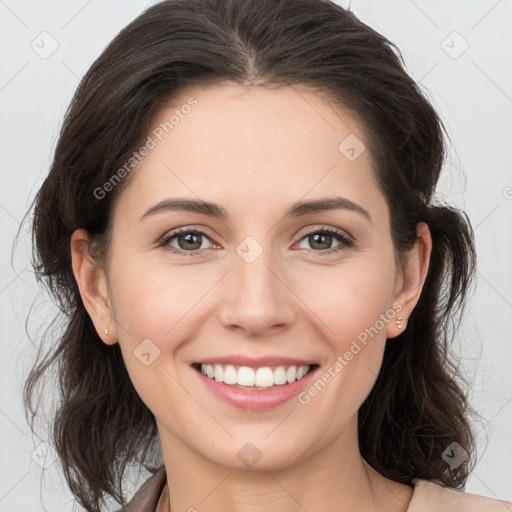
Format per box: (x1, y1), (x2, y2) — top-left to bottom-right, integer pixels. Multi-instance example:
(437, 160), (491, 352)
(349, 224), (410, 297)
(71, 83), (432, 512)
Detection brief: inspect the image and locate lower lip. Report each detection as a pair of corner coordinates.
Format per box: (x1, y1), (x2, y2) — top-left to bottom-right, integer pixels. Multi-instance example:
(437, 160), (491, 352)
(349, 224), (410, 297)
(194, 366), (318, 411)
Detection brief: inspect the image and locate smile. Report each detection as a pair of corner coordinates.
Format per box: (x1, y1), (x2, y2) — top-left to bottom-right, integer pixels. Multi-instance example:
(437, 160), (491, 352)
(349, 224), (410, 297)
(195, 363), (314, 389)
(191, 361), (320, 411)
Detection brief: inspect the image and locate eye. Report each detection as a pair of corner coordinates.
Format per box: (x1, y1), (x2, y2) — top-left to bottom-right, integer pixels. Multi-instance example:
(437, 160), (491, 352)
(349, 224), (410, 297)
(295, 227), (354, 253)
(159, 226), (354, 256)
(159, 228), (216, 255)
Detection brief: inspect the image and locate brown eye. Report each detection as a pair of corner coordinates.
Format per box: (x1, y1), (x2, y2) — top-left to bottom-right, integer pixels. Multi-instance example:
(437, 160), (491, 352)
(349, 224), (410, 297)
(175, 232), (203, 250)
(296, 228), (354, 253)
(307, 232), (333, 250)
(160, 229), (214, 255)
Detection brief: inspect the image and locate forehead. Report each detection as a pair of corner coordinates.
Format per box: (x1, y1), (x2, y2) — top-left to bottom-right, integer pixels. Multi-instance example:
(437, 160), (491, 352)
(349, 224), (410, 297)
(115, 83), (388, 226)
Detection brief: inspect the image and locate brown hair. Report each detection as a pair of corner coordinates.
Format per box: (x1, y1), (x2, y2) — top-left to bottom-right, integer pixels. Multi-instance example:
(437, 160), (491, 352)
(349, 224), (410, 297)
(22, 0), (477, 510)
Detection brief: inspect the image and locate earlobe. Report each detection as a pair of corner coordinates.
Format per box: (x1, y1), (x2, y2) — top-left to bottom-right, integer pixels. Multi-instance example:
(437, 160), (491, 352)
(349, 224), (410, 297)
(387, 222), (432, 339)
(70, 229), (118, 345)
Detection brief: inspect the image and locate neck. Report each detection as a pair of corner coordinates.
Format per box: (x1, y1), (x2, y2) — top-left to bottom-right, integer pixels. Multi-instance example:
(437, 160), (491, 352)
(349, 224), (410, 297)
(156, 417), (412, 512)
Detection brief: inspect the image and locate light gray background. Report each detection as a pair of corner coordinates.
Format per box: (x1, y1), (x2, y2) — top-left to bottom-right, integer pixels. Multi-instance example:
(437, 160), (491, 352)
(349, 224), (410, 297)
(1, 0), (511, 510)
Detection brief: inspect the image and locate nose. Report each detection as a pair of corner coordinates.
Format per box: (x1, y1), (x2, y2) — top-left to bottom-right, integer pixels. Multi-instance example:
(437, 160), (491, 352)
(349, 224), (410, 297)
(218, 245), (297, 337)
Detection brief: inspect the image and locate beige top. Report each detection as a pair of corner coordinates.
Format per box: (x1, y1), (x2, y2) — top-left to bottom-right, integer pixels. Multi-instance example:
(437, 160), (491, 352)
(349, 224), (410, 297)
(117, 465), (512, 511)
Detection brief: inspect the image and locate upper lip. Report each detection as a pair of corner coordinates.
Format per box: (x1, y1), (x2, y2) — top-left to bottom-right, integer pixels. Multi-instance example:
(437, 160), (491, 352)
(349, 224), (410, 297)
(193, 355), (317, 368)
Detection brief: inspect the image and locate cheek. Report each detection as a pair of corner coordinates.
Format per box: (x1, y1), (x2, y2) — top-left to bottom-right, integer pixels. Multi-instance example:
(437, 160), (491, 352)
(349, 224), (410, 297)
(107, 257), (221, 408)
(294, 269), (395, 429)
(109, 251), (209, 340)
(293, 261), (396, 402)
(108, 263), (198, 415)
(295, 261), (396, 347)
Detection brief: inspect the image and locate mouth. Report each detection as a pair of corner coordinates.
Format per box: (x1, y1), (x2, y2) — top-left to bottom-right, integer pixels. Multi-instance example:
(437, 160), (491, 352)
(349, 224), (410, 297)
(191, 362), (319, 391)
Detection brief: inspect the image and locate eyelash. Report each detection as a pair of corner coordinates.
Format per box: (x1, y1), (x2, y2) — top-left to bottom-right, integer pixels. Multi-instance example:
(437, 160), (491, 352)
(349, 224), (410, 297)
(158, 226), (354, 256)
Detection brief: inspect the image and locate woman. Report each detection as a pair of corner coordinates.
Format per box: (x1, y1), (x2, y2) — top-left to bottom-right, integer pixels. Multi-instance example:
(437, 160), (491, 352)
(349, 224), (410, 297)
(23, 0), (512, 511)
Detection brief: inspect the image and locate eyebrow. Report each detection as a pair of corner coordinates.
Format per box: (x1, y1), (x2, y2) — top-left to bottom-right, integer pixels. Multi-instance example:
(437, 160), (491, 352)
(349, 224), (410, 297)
(138, 196), (372, 224)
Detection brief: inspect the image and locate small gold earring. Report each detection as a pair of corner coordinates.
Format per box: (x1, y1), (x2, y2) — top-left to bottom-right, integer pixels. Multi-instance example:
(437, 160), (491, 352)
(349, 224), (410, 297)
(104, 328), (109, 335)
(396, 317), (403, 329)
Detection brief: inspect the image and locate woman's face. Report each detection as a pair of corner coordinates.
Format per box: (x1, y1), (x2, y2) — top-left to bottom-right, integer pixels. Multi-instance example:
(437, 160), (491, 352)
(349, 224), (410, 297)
(74, 83), (429, 471)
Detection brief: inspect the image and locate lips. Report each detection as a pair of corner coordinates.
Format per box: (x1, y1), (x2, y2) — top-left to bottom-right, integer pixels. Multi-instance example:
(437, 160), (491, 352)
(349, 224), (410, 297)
(190, 355), (320, 410)
(193, 361), (319, 411)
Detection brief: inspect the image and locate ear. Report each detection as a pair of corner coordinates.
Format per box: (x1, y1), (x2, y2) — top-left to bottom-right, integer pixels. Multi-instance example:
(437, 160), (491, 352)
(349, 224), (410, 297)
(70, 228), (118, 345)
(386, 222), (432, 339)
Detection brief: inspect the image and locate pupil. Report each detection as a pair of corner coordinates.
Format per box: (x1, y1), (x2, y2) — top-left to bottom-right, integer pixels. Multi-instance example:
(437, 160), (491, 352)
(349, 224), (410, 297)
(179, 233), (201, 250)
(311, 233), (331, 250)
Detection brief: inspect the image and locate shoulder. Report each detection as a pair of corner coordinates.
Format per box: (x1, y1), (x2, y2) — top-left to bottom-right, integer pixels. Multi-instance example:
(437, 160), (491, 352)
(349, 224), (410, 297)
(114, 465), (167, 512)
(408, 478), (512, 512)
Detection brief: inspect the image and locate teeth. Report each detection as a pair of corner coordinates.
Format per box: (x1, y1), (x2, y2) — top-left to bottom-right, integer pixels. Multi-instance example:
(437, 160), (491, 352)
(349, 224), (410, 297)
(255, 367), (273, 387)
(286, 366), (297, 383)
(223, 364), (237, 385)
(214, 364), (223, 382)
(238, 366), (255, 386)
(199, 363), (312, 388)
